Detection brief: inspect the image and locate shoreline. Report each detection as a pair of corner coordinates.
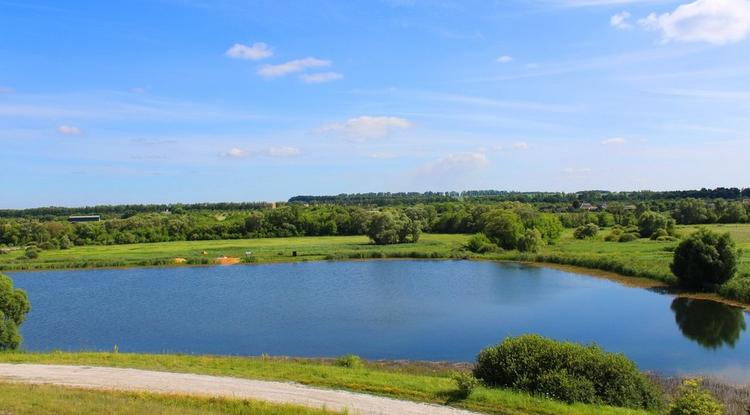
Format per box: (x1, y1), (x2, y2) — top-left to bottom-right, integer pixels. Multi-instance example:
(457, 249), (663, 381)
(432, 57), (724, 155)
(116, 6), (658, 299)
(5, 254), (749, 311)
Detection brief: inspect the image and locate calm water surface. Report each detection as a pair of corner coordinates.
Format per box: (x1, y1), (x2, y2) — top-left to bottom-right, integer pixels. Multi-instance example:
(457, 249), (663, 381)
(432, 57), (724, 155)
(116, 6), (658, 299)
(9, 261), (750, 382)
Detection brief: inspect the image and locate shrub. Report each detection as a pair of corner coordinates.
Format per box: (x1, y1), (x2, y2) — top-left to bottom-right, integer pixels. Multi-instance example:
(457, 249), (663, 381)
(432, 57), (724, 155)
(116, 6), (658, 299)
(0, 274), (31, 350)
(618, 233), (639, 243)
(650, 228), (669, 240)
(466, 233), (496, 253)
(451, 371), (479, 399)
(473, 335), (661, 409)
(482, 210), (524, 250)
(573, 223), (599, 239)
(671, 228), (739, 289)
(58, 235), (73, 250)
(24, 247), (39, 259)
(668, 379), (723, 415)
(517, 228), (543, 253)
(638, 211), (674, 238)
(718, 275), (750, 304)
(334, 354), (364, 369)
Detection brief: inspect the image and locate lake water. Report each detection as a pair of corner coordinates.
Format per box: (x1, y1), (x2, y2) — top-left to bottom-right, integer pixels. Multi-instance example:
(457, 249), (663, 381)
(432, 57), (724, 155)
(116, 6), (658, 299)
(9, 260), (750, 383)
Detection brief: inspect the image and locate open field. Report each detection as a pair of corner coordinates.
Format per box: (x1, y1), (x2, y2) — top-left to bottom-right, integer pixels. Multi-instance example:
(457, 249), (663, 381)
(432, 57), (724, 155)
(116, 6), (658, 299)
(0, 352), (649, 415)
(0, 381), (340, 415)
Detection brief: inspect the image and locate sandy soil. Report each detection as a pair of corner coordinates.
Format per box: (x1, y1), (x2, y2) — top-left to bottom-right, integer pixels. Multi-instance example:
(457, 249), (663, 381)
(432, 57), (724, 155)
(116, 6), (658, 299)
(0, 364), (480, 415)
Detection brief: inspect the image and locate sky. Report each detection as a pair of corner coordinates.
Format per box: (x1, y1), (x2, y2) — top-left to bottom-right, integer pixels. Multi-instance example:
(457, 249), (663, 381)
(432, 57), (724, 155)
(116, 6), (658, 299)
(1, 0), (749, 208)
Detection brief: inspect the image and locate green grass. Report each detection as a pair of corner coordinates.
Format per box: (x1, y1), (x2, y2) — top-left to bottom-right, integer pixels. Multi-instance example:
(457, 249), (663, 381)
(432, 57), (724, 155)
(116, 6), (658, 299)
(0, 352), (650, 415)
(0, 234), (470, 271)
(0, 381), (340, 414)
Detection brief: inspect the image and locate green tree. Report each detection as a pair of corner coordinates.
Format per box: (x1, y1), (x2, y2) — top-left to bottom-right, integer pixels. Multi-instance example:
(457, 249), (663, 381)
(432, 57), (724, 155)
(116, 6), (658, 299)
(671, 228), (739, 289)
(573, 223), (599, 239)
(0, 274), (30, 350)
(58, 235), (73, 250)
(638, 211), (673, 238)
(517, 228), (543, 253)
(719, 201), (748, 224)
(481, 210), (524, 250)
(668, 379), (723, 415)
(671, 297), (746, 349)
(673, 198), (712, 224)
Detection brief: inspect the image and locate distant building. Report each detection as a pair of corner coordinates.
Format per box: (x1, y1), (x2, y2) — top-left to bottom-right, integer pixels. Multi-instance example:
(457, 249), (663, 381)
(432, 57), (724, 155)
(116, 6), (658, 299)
(68, 215), (101, 223)
(579, 203), (598, 212)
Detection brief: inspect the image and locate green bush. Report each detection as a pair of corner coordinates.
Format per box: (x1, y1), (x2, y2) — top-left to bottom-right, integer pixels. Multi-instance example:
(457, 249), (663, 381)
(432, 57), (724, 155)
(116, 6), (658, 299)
(482, 210), (524, 250)
(466, 233), (496, 253)
(517, 228), (543, 253)
(638, 211), (675, 238)
(573, 223), (599, 239)
(24, 247), (39, 259)
(451, 371), (479, 399)
(668, 379), (723, 415)
(473, 335), (661, 410)
(618, 233), (639, 243)
(334, 354), (364, 369)
(0, 274), (31, 350)
(671, 228), (739, 289)
(718, 275), (750, 304)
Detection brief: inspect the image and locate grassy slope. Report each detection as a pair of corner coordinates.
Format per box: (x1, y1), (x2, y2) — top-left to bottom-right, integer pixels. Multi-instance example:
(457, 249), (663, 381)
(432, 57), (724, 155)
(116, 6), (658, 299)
(0, 381), (339, 415)
(0, 352), (649, 415)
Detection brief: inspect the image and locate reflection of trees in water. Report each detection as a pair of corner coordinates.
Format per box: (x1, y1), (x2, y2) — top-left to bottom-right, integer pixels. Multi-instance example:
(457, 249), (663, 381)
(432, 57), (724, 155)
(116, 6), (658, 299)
(671, 297), (747, 349)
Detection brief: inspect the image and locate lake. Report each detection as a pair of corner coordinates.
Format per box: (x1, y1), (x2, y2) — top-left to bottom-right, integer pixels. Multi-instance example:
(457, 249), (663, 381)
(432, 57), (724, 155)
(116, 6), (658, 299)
(9, 260), (750, 383)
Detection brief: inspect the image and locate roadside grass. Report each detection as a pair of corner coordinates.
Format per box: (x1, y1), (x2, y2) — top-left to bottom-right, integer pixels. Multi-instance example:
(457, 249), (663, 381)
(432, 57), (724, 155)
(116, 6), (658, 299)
(0, 381), (340, 415)
(0, 352), (650, 415)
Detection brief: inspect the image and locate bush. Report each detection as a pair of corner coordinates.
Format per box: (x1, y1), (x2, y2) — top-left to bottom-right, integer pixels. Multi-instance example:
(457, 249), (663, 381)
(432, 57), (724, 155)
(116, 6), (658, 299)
(24, 247), (39, 259)
(671, 228), (739, 289)
(517, 228), (543, 253)
(466, 233), (496, 253)
(668, 379), (723, 415)
(638, 211), (674, 238)
(618, 233), (639, 243)
(451, 371), (479, 399)
(473, 335), (661, 409)
(0, 274), (31, 350)
(573, 223), (599, 239)
(718, 275), (750, 303)
(650, 228), (669, 240)
(334, 354), (364, 369)
(59, 235), (73, 250)
(482, 210), (524, 250)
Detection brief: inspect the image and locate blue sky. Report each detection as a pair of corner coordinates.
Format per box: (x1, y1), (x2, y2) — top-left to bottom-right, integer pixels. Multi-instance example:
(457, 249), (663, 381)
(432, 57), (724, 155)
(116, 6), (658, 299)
(1, 0), (749, 207)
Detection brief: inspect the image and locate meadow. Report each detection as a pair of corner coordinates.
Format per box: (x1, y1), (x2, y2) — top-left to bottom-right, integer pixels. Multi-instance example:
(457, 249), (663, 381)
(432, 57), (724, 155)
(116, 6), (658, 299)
(0, 352), (650, 415)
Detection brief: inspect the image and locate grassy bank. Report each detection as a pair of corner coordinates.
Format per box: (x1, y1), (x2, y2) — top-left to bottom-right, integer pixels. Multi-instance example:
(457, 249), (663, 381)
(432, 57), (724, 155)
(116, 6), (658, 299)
(0, 381), (340, 415)
(0, 351), (648, 415)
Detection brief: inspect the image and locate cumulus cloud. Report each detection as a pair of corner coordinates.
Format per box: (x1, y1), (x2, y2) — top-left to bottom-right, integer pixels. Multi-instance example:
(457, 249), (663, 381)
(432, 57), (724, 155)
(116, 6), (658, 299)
(496, 55), (513, 63)
(225, 42), (273, 60)
(512, 141), (529, 150)
(317, 116), (412, 141)
(423, 152), (489, 175)
(258, 57), (330, 78)
(562, 167), (592, 177)
(58, 125), (82, 135)
(611, 11), (633, 29)
(267, 146), (301, 157)
(221, 147), (248, 158)
(602, 137), (627, 145)
(638, 0), (750, 44)
(300, 72), (343, 84)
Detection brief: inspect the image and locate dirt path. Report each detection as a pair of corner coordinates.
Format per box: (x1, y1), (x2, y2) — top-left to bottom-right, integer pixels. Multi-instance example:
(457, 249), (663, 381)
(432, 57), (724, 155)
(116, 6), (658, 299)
(0, 364), (480, 415)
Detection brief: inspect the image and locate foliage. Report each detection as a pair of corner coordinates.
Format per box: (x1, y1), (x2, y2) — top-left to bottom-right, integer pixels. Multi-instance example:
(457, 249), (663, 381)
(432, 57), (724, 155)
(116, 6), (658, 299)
(671, 228), (739, 288)
(0, 274), (30, 350)
(473, 335), (662, 410)
(24, 247), (39, 259)
(466, 233), (496, 253)
(365, 211), (421, 245)
(638, 211), (674, 238)
(668, 378), (723, 415)
(670, 297), (746, 349)
(517, 228), (543, 253)
(718, 275), (750, 304)
(334, 354), (363, 369)
(451, 371), (479, 399)
(481, 210), (524, 249)
(574, 223), (599, 239)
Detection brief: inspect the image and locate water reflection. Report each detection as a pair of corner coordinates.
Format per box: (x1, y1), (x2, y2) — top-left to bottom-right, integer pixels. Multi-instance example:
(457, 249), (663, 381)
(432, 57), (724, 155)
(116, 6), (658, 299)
(671, 297), (747, 349)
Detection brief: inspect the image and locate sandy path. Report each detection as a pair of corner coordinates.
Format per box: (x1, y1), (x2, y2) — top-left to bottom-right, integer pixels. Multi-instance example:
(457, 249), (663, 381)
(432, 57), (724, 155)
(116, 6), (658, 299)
(0, 364), (481, 415)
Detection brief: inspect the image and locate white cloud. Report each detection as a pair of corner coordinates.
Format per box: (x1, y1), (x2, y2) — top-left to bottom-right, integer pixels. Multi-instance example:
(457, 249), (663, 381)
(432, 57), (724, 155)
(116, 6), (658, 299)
(300, 72), (343, 84)
(267, 146), (301, 157)
(225, 42), (273, 60)
(512, 141), (529, 150)
(602, 137), (627, 145)
(317, 116), (412, 141)
(546, 0), (671, 7)
(526, 63), (540, 69)
(57, 125), (82, 135)
(638, 0), (750, 44)
(369, 152), (399, 159)
(258, 57), (331, 78)
(562, 167), (592, 177)
(424, 152), (489, 174)
(496, 55), (513, 63)
(221, 147), (248, 158)
(611, 11), (633, 29)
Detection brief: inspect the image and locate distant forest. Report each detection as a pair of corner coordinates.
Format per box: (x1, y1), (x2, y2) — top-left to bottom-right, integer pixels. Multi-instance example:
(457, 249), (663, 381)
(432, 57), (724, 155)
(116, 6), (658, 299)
(1, 187), (748, 249)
